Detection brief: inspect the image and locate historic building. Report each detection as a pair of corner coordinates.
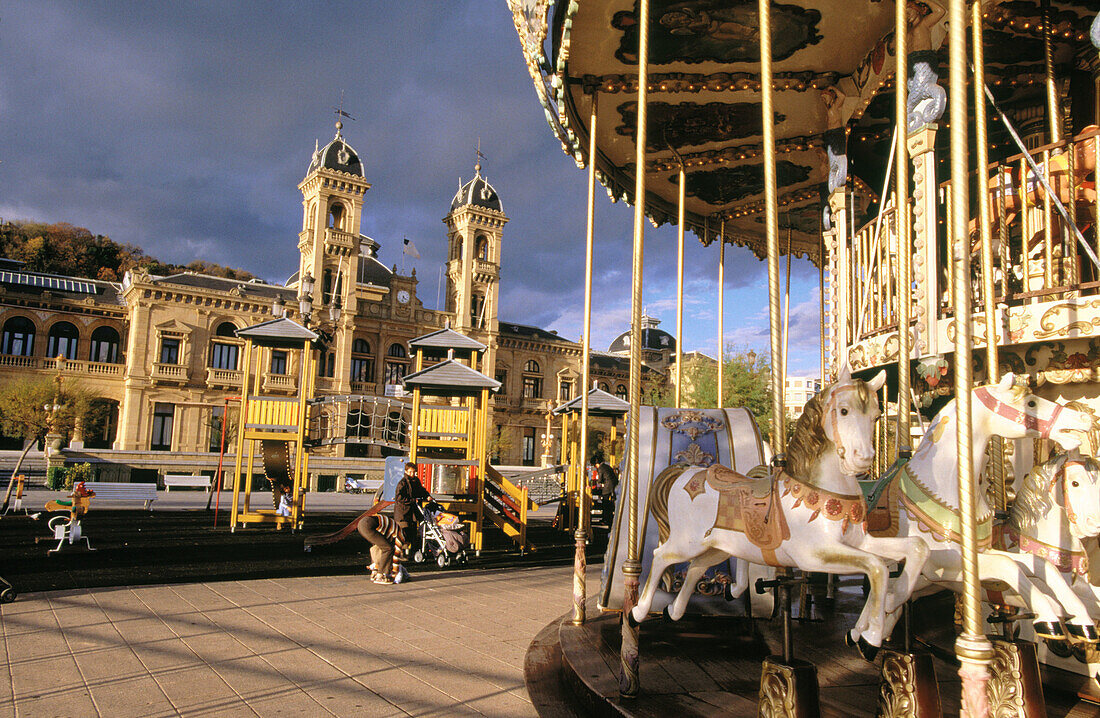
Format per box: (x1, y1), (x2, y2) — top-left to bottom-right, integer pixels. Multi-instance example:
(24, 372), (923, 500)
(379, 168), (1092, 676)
(0, 122), (671, 469)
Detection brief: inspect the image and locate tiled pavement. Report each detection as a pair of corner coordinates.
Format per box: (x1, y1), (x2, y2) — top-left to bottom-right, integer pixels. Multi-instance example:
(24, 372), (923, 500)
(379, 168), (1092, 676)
(0, 564), (583, 717)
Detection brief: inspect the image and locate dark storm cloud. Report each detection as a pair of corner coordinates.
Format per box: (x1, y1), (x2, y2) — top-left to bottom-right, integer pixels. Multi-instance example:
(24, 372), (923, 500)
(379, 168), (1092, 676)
(0, 2), (784, 350)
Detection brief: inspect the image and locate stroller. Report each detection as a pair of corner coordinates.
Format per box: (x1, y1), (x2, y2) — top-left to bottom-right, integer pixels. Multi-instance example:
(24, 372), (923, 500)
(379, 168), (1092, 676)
(411, 502), (469, 568)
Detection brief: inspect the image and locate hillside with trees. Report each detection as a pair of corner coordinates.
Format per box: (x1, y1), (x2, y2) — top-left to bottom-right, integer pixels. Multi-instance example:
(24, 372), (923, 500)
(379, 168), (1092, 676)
(0, 220), (255, 283)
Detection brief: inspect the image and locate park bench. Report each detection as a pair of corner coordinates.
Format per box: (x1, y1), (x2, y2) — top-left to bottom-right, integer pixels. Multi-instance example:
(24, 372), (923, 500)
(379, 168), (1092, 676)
(164, 475), (211, 492)
(83, 481), (157, 510)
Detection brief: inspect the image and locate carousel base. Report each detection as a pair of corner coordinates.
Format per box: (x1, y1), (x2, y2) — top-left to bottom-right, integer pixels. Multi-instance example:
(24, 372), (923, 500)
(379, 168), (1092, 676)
(525, 589), (1096, 717)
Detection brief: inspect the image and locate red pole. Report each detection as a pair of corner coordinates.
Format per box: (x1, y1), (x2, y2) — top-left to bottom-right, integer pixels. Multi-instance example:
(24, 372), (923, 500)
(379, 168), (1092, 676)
(213, 397), (235, 527)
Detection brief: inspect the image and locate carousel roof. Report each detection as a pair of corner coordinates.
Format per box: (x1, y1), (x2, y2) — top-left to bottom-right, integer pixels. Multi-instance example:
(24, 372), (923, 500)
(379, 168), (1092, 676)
(508, 0), (1099, 265)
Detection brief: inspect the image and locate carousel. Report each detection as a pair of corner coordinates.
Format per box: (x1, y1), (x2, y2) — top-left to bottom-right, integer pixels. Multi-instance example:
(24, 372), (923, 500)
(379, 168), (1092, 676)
(509, 0), (1100, 716)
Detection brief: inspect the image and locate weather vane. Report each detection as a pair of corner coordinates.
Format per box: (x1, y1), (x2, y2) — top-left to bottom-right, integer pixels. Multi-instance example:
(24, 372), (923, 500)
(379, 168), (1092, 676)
(333, 90), (357, 126)
(475, 137), (486, 172)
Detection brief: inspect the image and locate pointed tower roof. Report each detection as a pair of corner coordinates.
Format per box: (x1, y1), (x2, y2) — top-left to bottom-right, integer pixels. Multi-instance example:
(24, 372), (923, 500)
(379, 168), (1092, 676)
(307, 121), (364, 178)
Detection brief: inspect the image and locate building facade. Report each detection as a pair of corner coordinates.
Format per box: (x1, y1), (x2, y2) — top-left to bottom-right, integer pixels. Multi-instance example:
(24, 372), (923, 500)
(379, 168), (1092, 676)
(0, 123), (666, 470)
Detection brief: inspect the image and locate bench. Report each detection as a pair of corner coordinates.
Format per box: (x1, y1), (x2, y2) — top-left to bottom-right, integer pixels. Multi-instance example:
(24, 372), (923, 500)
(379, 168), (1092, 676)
(164, 475), (211, 492)
(83, 482), (158, 510)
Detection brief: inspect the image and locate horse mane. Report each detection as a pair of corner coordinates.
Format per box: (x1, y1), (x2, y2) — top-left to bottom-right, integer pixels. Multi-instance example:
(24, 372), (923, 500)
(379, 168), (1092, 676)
(651, 464), (689, 545)
(1011, 454), (1061, 528)
(785, 379), (875, 482)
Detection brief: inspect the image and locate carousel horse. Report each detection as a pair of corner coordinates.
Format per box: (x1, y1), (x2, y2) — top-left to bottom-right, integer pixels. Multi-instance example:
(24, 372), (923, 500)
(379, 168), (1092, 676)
(876, 373), (1094, 642)
(1000, 452), (1100, 628)
(631, 367), (930, 656)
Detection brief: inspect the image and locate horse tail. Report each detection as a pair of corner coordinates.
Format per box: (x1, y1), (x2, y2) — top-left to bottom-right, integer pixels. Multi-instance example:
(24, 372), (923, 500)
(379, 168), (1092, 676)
(303, 501), (389, 550)
(650, 464), (690, 546)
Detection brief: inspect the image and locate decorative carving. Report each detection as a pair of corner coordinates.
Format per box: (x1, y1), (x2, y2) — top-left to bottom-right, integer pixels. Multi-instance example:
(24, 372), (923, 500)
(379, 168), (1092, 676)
(612, 2), (822, 66)
(676, 162), (813, 206)
(878, 652), (918, 717)
(987, 640), (1027, 717)
(907, 51), (946, 135)
(759, 660), (798, 717)
(616, 101), (783, 151)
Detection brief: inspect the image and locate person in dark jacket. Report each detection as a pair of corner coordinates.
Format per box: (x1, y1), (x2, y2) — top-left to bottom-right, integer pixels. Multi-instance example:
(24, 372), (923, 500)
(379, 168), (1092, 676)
(597, 461), (618, 525)
(395, 462), (431, 550)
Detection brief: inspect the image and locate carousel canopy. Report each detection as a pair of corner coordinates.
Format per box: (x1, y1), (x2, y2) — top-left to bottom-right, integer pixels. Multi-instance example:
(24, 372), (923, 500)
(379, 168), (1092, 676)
(508, 0), (1098, 265)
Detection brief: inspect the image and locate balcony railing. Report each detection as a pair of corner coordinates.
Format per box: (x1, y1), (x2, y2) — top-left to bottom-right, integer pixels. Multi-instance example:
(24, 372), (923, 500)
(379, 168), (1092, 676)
(205, 367), (243, 388)
(324, 228), (356, 251)
(474, 259), (498, 278)
(262, 372), (296, 393)
(151, 362), (189, 384)
(350, 381), (378, 395)
(0, 355), (125, 378)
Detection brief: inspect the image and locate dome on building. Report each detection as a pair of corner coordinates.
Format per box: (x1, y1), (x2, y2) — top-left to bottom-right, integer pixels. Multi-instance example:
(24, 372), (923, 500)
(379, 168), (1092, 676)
(307, 122), (364, 177)
(608, 313), (675, 354)
(450, 166), (503, 213)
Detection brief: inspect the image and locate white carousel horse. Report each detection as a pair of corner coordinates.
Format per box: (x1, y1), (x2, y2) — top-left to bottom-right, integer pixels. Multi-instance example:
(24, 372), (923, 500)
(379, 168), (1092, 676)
(877, 373), (1094, 642)
(631, 367), (930, 655)
(998, 451), (1100, 642)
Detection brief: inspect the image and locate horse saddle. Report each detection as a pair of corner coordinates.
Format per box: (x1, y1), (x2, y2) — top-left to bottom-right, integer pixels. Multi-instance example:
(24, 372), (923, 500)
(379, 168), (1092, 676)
(691, 464), (789, 552)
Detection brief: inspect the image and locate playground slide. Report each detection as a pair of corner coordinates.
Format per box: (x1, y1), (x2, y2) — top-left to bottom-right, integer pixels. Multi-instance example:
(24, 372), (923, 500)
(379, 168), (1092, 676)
(260, 439), (294, 508)
(599, 406), (775, 618)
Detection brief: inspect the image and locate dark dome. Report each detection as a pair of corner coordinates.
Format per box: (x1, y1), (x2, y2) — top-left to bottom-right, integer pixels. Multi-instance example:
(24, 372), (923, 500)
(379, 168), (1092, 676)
(307, 124), (363, 177)
(608, 327), (675, 354)
(450, 171), (503, 213)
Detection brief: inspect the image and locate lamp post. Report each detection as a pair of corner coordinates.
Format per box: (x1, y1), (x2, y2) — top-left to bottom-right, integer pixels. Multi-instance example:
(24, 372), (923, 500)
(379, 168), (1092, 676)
(298, 272), (315, 327)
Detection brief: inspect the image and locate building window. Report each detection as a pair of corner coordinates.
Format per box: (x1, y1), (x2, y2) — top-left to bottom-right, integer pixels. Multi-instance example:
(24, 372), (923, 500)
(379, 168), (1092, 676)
(270, 350), (288, 375)
(317, 352), (336, 378)
(350, 338), (373, 383)
(89, 326), (120, 363)
(46, 322), (79, 360)
(476, 234), (490, 261)
(559, 380), (572, 401)
(384, 361), (407, 385)
(522, 428), (536, 466)
(208, 405), (230, 453)
(598, 381), (610, 392)
(209, 326), (240, 371)
(523, 376), (542, 399)
(1, 316), (35, 356)
(387, 342), (407, 359)
(615, 384), (627, 400)
(524, 360), (539, 373)
(495, 371), (507, 395)
(151, 402), (174, 451)
(159, 337), (181, 365)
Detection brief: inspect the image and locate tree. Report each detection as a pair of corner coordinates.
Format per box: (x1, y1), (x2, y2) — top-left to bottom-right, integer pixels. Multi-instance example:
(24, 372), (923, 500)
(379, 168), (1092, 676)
(0, 377), (99, 506)
(671, 346), (782, 446)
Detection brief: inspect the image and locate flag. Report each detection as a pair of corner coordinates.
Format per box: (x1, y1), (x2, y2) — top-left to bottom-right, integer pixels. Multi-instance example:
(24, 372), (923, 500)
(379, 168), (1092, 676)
(402, 237), (420, 259)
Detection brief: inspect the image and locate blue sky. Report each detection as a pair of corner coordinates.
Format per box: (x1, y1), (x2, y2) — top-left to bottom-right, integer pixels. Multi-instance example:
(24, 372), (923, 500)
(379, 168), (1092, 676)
(0, 2), (824, 377)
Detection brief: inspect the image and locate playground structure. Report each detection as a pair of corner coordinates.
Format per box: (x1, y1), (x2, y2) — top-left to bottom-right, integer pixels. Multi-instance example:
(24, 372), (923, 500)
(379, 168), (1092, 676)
(551, 384), (628, 534)
(404, 325), (537, 554)
(40, 481), (95, 554)
(229, 317), (317, 531)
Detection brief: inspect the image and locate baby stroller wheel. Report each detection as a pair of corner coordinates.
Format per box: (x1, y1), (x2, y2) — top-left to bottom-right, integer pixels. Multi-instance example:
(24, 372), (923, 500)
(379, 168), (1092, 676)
(437, 553), (448, 569)
(0, 588), (15, 604)
(413, 549), (426, 564)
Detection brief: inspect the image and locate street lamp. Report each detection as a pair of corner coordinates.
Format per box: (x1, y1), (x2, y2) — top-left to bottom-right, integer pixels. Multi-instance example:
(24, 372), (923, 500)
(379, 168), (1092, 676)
(272, 295), (285, 318)
(298, 272), (315, 325)
(328, 294), (343, 324)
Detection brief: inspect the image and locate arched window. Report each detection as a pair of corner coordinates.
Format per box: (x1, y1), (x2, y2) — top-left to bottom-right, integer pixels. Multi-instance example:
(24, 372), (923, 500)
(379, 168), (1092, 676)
(522, 360), (542, 399)
(598, 382), (610, 393)
(328, 202), (345, 230)
(387, 343), (407, 359)
(351, 339), (373, 383)
(89, 326), (121, 364)
(1, 316), (35, 357)
(384, 343), (408, 385)
(47, 322), (79, 360)
(524, 360), (540, 373)
(209, 321), (240, 370)
(615, 384), (628, 400)
(475, 234), (490, 261)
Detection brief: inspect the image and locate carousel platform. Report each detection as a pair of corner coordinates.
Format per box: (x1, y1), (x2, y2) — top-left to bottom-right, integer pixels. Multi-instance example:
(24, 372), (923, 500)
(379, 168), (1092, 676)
(526, 589), (1099, 717)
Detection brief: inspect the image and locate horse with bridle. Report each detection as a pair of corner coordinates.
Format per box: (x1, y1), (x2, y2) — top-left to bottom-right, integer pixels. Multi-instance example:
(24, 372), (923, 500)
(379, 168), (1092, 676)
(631, 367), (929, 656)
(875, 373), (1094, 643)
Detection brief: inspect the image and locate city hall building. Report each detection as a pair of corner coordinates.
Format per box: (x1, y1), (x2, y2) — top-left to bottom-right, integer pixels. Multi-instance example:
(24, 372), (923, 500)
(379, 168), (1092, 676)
(0, 123), (675, 468)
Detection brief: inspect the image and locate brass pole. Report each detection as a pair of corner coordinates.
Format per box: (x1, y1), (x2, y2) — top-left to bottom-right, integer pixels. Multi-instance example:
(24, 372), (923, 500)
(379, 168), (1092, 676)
(619, 0), (648, 698)
(1042, 0), (1062, 144)
(718, 219), (725, 407)
(675, 161), (685, 409)
(819, 235), (826, 387)
(949, 0), (994, 713)
(973, 0), (1005, 514)
(760, 0), (785, 454)
(573, 90), (599, 626)
(896, 0), (912, 455)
